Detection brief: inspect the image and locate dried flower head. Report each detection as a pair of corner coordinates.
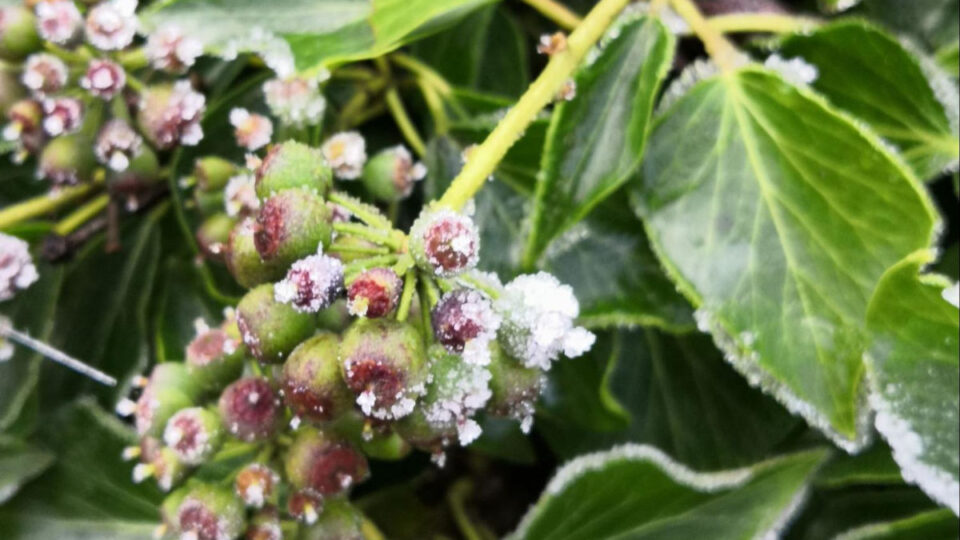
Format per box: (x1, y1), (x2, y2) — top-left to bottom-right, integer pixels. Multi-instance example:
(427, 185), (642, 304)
(85, 0), (138, 51)
(234, 463), (279, 508)
(431, 289), (500, 366)
(229, 107), (273, 151)
(0, 232), (39, 302)
(80, 58), (126, 99)
(218, 377), (281, 442)
(321, 131), (366, 180)
(145, 24), (202, 73)
(95, 119), (142, 171)
(41, 96), (82, 136)
(274, 250), (345, 313)
(537, 32), (567, 55)
(21, 53), (67, 95)
(262, 75), (325, 127)
(409, 208), (480, 277)
(34, 0), (82, 45)
(139, 80), (205, 148)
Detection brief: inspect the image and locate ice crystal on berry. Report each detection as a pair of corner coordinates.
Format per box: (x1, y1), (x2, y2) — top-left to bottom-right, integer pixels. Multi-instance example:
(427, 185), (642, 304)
(432, 289), (500, 366)
(410, 208), (480, 277)
(274, 250), (345, 313)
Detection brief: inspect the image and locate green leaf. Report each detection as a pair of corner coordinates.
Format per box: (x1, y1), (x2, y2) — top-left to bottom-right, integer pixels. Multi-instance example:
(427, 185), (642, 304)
(864, 249), (959, 514)
(142, 0), (495, 74)
(814, 443), (903, 488)
(632, 67), (937, 451)
(539, 329), (799, 469)
(778, 21), (959, 181)
(857, 0), (959, 51)
(524, 16), (674, 266)
(510, 446), (828, 540)
(935, 41), (960, 78)
(836, 509), (959, 539)
(151, 257), (224, 363)
(817, 0), (863, 13)
(411, 6), (530, 98)
(0, 437), (54, 504)
(0, 399), (163, 539)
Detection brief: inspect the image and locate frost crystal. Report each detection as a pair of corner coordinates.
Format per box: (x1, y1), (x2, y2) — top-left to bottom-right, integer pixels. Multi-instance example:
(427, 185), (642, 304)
(432, 289), (500, 366)
(140, 80), (205, 148)
(274, 251), (345, 313)
(263, 75), (326, 127)
(322, 131), (367, 180)
(224, 174), (259, 217)
(42, 96), (83, 136)
(223, 27), (295, 77)
(95, 119), (142, 171)
(423, 360), (491, 446)
(35, 0), (83, 45)
(943, 283), (959, 308)
(410, 208), (479, 277)
(764, 54), (818, 86)
(229, 108), (273, 151)
(85, 0), (138, 51)
(145, 25), (203, 73)
(0, 233), (39, 302)
(495, 272), (595, 370)
(80, 59), (126, 100)
(22, 54), (68, 96)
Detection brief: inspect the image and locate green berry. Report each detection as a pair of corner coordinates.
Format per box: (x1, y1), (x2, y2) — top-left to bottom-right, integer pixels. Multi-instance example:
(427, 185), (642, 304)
(225, 218), (287, 289)
(298, 498), (373, 540)
(237, 283), (316, 363)
(218, 377), (281, 442)
(281, 333), (354, 423)
(195, 213), (236, 261)
(487, 342), (543, 433)
(254, 141), (331, 199)
(194, 156), (238, 192)
(185, 318), (245, 391)
(284, 427), (369, 496)
(163, 407), (224, 465)
(253, 187), (333, 267)
(316, 299), (351, 333)
(0, 7), (41, 61)
(176, 484), (246, 540)
(128, 363), (204, 438)
(361, 145), (425, 202)
(39, 135), (97, 186)
(0, 68), (25, 115)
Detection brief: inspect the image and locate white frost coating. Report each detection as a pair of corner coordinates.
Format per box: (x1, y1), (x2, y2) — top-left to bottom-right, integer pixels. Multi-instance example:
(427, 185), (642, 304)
(229, 108), (273, 151)
(356, 390), (376, 416)
(510, 444), (820, 540)
(274, 250), (345, 313)
(85, 0), (138, 51)
(764, 54), (818, 86)
(145, 26), (203, 73)
(322, 131), (367, 180)
(0, 233), (39, 302)
(943, 283), (959, 308)
(263, 75), (327, 128)
(657, 59), (721, 115)
(222, 27), (295, 77)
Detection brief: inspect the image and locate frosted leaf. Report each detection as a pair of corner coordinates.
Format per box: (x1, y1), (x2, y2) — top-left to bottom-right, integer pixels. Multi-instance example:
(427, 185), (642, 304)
(943, 283), (959, 308)
(764, 54), (818, 86)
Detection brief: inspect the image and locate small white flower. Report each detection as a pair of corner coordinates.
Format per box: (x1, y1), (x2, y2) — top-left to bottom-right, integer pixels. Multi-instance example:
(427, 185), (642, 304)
(321, 131), (366, 180)
(22, 53), (68, 96)
(35, 0), (83, 45)
(223, 174), (259, 217)
(140, 80), (205, 148)
(95, 119), (142, 171)
(80, 59), (126, 100)
(41, 96), (83, 136)
(263, 76), (326, 127)
(85, 0), (138, 51)
(0, 235), (37, 303)
(229, 108), (273, 151)
(145, 25), (203, 73)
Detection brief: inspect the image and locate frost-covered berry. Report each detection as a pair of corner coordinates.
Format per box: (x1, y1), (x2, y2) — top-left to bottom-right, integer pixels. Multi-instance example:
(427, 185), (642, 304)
(80, 59), (125, 99)
(253, 187), (334, 267)
(137, 81), (205, 149)
(361, 145), (426, 202)
(0, 232), (38, 302)
(84, 0), (137, 51)
(346, 267), (402, 318)
(224, 173), (259, 218)
(21, 53), (67, 96)
(431, 289), (500, 366)
(234, 463), (279, 508)
(236, 284), (316, 363)
(284, 427), (369, 496)
(495, 272), (595, 370)
(225, 218), (286, 288)
(254, 141), (332, 198)
(218, 377), (281, 442)
(396, 345), (491, 450)
(39, 133), (96, 186)
(245, 508), (282, 540)
(274, 250), (344, 313)
(94, 119), (142, 171)
(263, 75), (325, 127)
(321, 131), (366, 180)
(0, 6), (41, 60)
(177, 484), (246, 540)
(185, 318), (244, 390)
(41, 96), (82, 136)
(287, 490), (323, 525)
(145, 25), (202, 73)
(163, 407), (224, 465)
(34, 1), (81, 45)
(340, 319), (427, 421)
(230, 108), (272, 151)
(409, 208), (479, 277)
(281, 332), (354, 423)
(486, 341), (543, 433)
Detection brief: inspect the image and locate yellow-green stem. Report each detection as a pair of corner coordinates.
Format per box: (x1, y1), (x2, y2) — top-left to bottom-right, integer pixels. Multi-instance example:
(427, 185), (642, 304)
(418, 78), (449, 135)
(708, 13), (821, 34)
(328, 191), (392, 230)
(437, 0), (630, 211)
(52, 193), (109, 235)
(385, 87), (426, 157)
(391, 53), (454, 97)
(395, 269), (418, 322)
(333, 222), (404, 251)
(521, 0), (582, 30)
(0, 180), (103, 230)
(670, 0), (741, 72)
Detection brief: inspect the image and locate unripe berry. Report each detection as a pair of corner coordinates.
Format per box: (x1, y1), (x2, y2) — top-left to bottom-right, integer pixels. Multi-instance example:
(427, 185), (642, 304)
(284, 427), (369, 496)
(163, 407), (224, 465)
(160, 488), (189, 535)
(196, 213), (236, 260)
(186, 318), (245, 390)
(0, 69), (25, 114)
(346, 268), (402, 318)
(254, 141), (332, 199)
(39, 134), (95, 186)
(236, 283), (316, 363)
(177, 484), (246, 540)
(486, 342), (544, 433)
(431, 289), (500, 365)
(361, 145), (425, 202)
(316, 300), (351, 333)
(287, 490), (323, 525)
(234, 463), (280, 508)
(0, 7), (41, 61)
(80, 59), (126, 100)
(281, 333), (354, 423)
(299, 498), (372, 540)
(194, 156), (238, 192)
(339, 319), (427, 420)
(225, 218), (286, 289)
(253, 188), (333, 267)
(134, 443), (188, 492)
(125, 363), (203, 438)
(245, 507), (282, 540)
(107, 145), (161, 199)
(409, 208), (480, 277)
(274, 251), (344, 313)
(218, 377), (281, 442)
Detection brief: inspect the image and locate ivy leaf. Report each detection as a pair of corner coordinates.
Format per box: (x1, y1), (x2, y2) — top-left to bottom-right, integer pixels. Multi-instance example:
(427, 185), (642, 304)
(0, 399), (162, 539)
(510, 445), (828, 540)
(632, 68), (937, 451)
(864, 250), (959, 514)
(935, 41), (960, 78)
(857, 0), (959, 51)
(814, 443), (904, 489)
(524, 16), (674, 266)
(141, 0), (494, 74)
(0, 437), (54, 504)
(778, 21), (960, 181)
(834, 510), (959, 539)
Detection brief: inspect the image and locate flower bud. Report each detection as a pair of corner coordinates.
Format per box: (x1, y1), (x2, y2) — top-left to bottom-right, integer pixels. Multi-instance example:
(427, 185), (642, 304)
(230, 108), (272, 151)
(486, 342), (543, 433)
(224, 173), (259, 218)
(84, 0), (137, 51)
(284, 427), (369, 496)
(254, 141), (331, 198)
(0, 232), (39, 302)
(236, 283), (316, 363)
(245, 507), (282, 540)
(263, 76), (325, 128)
(163, 406), (224, 465)
(409, 208), (479, 277)
(321, 131), (366, 180)
(346, 267), (402, 318)
(138, 81), (205, 149)
(361, 145), (425, 202)
(177, 484), (246, 540)
(0, 7), (41, 60)
(253, 187), (333, 267)
(194, 156), (238, 192)
(94, 119), (142, 172)
(431, 289), (500, 365)
(298, 498), (372, 540)
(196, 213), (236, 260)
(287, 490), (323, 525)
(22, 53), (68, 96)
(218, 377), (281, 442)
(80, 58), (126, 99)
(34, 1), (82, 45)
(281, 333), (354, 423)
(39, 134), (96, 186)
(340, 319), (427, 421)
(145, 25), (203, 73)
(225, 218), (286, 289)
(274, 250), (344, 313)
(234, 463), (279, 508)
(41, 96), (83, 136)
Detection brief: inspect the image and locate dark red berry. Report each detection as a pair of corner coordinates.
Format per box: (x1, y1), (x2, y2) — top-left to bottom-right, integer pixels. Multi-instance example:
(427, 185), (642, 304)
(346, 267), (402, 318)
(253, 187), (333, 267)
(218, 377), (280, 442)
(431, 289), (499, 363)
(284, 428), (369, 497)
(281, 333), (354, 423)
(410, 208), (479, 277)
